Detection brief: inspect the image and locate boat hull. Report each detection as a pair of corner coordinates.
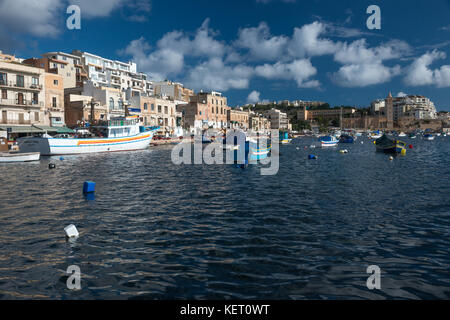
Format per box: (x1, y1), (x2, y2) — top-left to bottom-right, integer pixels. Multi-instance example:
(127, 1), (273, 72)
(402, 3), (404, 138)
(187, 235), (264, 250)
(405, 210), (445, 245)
(18, 131), (154, 156)
(0, 152), (40, 163)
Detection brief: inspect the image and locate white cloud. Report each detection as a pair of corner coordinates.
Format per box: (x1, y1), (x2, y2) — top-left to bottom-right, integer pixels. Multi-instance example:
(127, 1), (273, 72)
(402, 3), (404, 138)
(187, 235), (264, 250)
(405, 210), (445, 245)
(121, 37), (183, 81)
(288, 22), (341, 58)
(404, 50), (450, 87)
(255, 59), (320, 88)
(397, 92), (408, 97)
(68, 0), (124, 18)
(235, 22), (289, 61)
(0, 0), (63, 37)
(185, 58), (254, 91)
(332, 62), (401, 87)
(247, 90), (261, 104)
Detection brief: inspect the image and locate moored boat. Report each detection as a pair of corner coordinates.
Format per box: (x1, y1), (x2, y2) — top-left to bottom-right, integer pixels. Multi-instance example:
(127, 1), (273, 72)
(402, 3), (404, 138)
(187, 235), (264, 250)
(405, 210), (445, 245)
(423, 134), (435, 141)
(374, 134), (407, 155)
(319, 135), (338, 147)
(339, 134), (355, 144)
(0, 152), (40, 163)
(18, 117), (158, 155)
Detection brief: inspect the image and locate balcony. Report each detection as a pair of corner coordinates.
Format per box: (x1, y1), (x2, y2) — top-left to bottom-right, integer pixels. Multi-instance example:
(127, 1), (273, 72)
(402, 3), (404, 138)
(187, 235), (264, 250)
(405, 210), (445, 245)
(0, 80), (43, 91)
(0, 98), (44, 108)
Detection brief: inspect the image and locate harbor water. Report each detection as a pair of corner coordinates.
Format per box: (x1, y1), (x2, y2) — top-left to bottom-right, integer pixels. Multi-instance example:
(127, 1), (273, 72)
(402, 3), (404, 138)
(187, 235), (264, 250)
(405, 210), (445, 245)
(0, 136), (449, 299)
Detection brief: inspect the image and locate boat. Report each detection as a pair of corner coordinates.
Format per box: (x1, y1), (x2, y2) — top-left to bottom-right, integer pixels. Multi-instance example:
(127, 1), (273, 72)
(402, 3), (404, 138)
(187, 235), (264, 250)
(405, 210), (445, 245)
(398, 132), (407, 137)
(0, 152), (40, 163)
(423, 134), (435, 141)
(319, 135), (339, 147)
(409, 133), (417, 139)
(17, 117), (158, 155)
(374, 135), (407, 155)
(280, 132), (292, 144)
(339, 134), (355, 144)
(368, 130), (383, 139)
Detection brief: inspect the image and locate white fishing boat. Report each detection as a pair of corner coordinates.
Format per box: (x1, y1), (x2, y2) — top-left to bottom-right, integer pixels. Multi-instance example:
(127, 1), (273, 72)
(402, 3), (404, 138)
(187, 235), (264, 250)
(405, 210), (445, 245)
(0, 152), (40, 163)
(398, 132), (407, 137)
(17, 116), (158, 156)
(368, 131), (383, 139)
(423, 134), (435, 141)
(319, 135), (339, 147)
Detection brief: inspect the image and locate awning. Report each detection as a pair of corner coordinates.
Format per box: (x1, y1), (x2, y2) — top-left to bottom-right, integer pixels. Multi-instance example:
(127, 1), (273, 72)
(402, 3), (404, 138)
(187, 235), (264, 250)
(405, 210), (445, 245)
(35, 125), (75, 134)
(0, 125), (44, 133)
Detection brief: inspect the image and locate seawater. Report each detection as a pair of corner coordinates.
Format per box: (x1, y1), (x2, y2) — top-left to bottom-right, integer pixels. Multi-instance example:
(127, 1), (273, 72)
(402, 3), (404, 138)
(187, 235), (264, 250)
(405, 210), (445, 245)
(0, 136), (449, 299)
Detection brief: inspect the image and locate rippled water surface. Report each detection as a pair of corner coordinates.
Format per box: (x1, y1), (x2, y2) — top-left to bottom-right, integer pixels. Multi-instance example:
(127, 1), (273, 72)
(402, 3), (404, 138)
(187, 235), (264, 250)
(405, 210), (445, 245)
(0, 136), (449, 299)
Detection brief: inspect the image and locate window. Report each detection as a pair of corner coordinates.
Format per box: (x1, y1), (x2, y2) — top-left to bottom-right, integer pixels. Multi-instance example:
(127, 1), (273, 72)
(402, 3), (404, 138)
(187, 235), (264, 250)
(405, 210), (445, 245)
(0, 73), (6, 85)
(164, 106), (168, 114)
(1, 89), (6, 99)
(118, 100), (123, 110)
(33, 93), (39, 104)
(16, 75), (24, 87)
(144, 103), (148, 110)
(61, 65), (65, 69)
(52, 97), (57, 108)
(110, 98), (115, 110)
(151, 103), (155, 111)
(35, 112), (39, 121)
(54, 79), (59, 85)
(32, 77), (39, 85)
(158, 105), (162, 113)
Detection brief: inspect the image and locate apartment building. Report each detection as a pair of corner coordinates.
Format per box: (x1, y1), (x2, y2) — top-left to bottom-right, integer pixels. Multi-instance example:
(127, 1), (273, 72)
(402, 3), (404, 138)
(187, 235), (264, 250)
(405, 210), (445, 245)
(176, 100), (209, 131)
(44, 72), (65, 126)
(189, 91), (230, 129)
(23, 52), (88, 89)
(265, 108), (290, 130)
(0, 60), (46, 128)
(72, 50), (153, 99)
(153, 80), (194, 103)
(249, 113), (271, 132)
(392, 95), (437, 121)
(131, 95), (177, 135)
(227, 108), (249, 130)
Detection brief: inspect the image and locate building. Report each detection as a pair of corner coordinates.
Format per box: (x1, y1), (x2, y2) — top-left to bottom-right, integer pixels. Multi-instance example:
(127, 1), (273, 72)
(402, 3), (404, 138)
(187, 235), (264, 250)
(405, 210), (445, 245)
(64, 88), (107, 127)
(130, 95), (177, 135)
(177, 100), (209, 131)
(153, 80), (194, 103)
(188, 91), (230, 129)
(392, 95), (437, 121)
(227, 108), (249, 130)
(71, 50), (153, 99)
(0, 60), (46, 129)
(370, 99), (385, 114)
(0, 50), (19, 63)
(297, 106), (357, 122)
(249, 113), (271, 132)
(44, 72), (65, 127)
(23, 52), (88, 89)
(265, 108), (289, 130)
(292, 100), (327, 108)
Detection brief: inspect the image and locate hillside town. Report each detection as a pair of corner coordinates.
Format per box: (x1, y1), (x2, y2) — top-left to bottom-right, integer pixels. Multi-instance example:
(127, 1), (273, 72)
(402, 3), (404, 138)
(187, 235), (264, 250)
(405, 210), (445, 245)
(0, 49), (449, 142)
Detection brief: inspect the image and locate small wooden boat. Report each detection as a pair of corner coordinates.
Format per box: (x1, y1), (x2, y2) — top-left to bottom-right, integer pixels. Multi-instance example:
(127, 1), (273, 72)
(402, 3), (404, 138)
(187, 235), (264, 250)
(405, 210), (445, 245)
(0, 152), (40, 163)
(319, 135), (339, 147)
(374, 135), (406, 155)
(339, 134), (355, 144)
(423, 134), (435, 141)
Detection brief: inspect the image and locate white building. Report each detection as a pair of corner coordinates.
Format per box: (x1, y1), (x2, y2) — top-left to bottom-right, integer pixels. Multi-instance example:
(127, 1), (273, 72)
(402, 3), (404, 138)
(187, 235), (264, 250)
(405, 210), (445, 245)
(393, 95), (437, 121)
(72, 50), (153, 101)
(370, 99), (386, 113)
(264, 108), (289, 130)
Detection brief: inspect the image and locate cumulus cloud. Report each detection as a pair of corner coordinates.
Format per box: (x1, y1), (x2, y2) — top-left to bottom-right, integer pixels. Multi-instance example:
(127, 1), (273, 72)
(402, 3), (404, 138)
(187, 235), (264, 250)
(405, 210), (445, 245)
(255, 59), (320, 88)
(0, 0), (63, 37)
(288, 22), (341, 58)
(185, 58), (254, 91)
(68, 0), (124, 18)
(332, 62), (401, 87)
(235, 22), (289, 61)
(397, 92), (408, 97)
(404, 50), (450, 87)
(247, 90), (261, 104)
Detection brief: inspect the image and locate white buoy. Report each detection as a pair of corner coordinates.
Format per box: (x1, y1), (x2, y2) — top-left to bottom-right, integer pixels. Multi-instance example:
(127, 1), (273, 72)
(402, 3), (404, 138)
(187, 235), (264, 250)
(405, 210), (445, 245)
(64, 224), (79, 238)
(296, 147), (300, 150)
(389, 156), (394, 161)
(361, 141), (364, 144)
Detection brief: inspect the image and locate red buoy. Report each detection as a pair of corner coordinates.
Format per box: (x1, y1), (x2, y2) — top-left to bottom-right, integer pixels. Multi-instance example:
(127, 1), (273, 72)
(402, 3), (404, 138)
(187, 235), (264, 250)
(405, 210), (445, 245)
(409, 144), (413, 149)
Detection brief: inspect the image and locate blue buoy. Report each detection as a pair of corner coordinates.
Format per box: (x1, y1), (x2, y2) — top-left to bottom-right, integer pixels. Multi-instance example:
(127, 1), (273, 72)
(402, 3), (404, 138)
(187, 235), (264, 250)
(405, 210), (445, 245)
(60, 157), (64, 161)
(83, 181), (96, 194)
(308, 154), (317, 160)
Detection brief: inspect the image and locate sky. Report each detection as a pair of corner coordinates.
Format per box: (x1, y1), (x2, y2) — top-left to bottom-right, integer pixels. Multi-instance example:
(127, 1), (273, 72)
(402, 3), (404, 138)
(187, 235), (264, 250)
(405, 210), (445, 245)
(1, 0), (450, 110)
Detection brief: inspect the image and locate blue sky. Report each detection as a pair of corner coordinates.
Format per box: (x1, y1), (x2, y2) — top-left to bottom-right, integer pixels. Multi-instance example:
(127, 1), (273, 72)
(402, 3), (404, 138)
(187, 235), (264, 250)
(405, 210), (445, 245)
(1, 0), (450, 110)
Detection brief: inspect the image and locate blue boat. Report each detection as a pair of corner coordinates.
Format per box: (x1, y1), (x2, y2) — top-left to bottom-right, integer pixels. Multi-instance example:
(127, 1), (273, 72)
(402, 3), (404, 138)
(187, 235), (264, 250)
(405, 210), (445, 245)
(339, 134), (355, 144)
(319, 135), (338, 147)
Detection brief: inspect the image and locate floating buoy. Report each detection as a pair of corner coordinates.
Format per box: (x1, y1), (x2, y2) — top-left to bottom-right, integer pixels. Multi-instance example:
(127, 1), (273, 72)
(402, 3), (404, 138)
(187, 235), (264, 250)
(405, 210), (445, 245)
(296, 147), (300, 150)
(409, 145), (413, 149)
(64, 224), (79, 238)
(389, 156), (394, 161)
(308, 154), (318, 160)
(361, 141), (364, 144)
(49, 163), (56, 169)
(310, 145), (316, 149)
(60, 157), (64, 161)
(339, 149), (349, 154)
(83, 181), (96, 194)
(401, 149), (407, 156)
